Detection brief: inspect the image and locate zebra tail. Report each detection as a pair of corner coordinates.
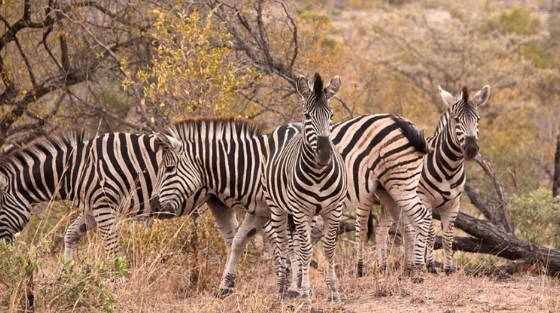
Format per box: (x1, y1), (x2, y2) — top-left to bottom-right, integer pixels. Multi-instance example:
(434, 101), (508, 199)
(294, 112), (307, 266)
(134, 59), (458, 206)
(390, 115), (433, 154)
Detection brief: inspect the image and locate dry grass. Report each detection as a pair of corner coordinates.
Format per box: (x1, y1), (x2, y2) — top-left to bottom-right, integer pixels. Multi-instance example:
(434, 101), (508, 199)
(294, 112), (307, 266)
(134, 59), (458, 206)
(2, 211), (560, 313)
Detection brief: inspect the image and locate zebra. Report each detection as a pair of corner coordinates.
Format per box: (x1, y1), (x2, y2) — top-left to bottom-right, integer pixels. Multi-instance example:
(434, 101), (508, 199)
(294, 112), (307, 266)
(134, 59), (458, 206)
(374, 85), (490, 275)
(150, 117), (300, 296)
(261, 73), (347, 301)
(0, 131), (183, 263)
(263, 113), (434, 281)
(155, 114), (432, 295)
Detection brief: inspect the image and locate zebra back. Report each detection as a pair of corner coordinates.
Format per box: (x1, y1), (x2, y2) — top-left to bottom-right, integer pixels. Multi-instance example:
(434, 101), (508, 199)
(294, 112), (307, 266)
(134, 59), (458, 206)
(0, 131), (163, 243)
(331, 114), (431, 208)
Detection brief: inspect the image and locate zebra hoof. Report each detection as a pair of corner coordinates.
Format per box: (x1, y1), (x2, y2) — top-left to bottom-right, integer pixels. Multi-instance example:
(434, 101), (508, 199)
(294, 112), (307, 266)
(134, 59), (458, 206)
(403, 266), (414, 277)
(214, 287), (234, 299)
(444, 267), (457, 275)
(357, 261), (364, 277)
(287, 289), (300, 299)
(328, 291), (341, 302)
(27, 293), (34, 309)
(310, 259), (318, 269)
(411, 275), (424, 284)
(427, 263), (438, 274)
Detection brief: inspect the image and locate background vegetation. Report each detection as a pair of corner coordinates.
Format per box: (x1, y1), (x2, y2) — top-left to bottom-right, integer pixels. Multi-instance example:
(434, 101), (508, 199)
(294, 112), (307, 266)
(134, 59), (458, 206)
(1, 0), (559, 311)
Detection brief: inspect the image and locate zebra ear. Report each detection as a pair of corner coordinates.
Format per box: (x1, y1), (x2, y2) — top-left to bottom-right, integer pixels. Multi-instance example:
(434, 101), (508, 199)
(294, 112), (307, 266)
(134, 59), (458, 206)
(155, 133), (182, 153)
(438, 86), (457, 107)
(296, 75), (311, 98)
(472, 85), (490, 107)
(324, 76), (341, 99)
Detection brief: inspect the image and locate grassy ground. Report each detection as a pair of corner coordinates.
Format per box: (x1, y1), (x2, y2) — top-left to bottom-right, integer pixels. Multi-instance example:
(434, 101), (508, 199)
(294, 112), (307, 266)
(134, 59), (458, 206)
(2, 211), (560, 313)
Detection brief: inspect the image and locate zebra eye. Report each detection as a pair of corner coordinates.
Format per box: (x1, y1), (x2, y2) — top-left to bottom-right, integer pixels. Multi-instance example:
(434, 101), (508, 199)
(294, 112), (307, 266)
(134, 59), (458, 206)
(304, 113), (311, 119)
(165, 165), (176, 173)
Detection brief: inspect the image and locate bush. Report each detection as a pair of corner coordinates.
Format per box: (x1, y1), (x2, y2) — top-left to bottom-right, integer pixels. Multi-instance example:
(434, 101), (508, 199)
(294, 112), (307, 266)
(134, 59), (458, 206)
(39, 258), (127, 313)
(510, 188), (560, 248)
(0, 242), (36, 312)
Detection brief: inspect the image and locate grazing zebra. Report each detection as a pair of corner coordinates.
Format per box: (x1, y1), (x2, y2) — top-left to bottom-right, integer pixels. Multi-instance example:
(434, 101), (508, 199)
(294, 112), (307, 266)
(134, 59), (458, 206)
(262, 73), (347, 301)
(151, 118), (300, 296)
(156, 114), (432, 295)
(0, 131), (180, 262)
(374, 85), (490, 274)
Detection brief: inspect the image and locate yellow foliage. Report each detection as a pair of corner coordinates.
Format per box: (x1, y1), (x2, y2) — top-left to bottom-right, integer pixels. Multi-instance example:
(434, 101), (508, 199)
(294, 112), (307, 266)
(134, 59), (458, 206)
(122, 9), (255, 125)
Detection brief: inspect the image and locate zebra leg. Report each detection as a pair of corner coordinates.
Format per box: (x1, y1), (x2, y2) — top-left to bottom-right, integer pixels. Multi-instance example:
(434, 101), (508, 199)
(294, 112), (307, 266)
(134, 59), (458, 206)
(268, 207), (290, 299)
(322, 206), (342, 302)
(375, 203), (392, 273)
(294, 215), (313, 301)
(263, 219), (301, 290)
(94, 209), (121, 257)
(440, 199), (459, 275)
(206, 197), (238, 266)
(383, 198), (415, 275)
(287, 215), (302, 298)
(217, 212), (269, 298)
(355, 202), (373, 277)
(400, 220), (416, 276)
(425, 219), (438, 274)
(377, 188), (430, 283)
(63, 213), (97, 271)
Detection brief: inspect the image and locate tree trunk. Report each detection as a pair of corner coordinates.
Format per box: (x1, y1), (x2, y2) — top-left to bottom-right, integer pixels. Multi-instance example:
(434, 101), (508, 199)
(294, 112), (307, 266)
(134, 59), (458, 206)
(553, 132), (560, 197)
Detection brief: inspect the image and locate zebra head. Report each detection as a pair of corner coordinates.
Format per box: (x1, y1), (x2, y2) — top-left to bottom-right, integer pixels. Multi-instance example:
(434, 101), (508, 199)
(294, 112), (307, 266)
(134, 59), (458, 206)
(439, 85), (490, 160)
(153, 131), (201, 217)
(296, 73), (341, 167)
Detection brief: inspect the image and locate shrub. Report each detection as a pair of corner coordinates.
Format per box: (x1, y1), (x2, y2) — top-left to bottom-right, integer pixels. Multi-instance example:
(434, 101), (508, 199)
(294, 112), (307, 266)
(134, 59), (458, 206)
(510, 188), (560, 247)
(0, 242), (36, 312)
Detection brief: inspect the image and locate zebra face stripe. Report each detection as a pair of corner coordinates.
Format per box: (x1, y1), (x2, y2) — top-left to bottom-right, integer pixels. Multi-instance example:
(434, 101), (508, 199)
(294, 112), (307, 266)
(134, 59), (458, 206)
(296, 73), (340, 167)
(153, 135), (202, 215)
(0, 192), (29, 242)
(441, 85), (489, 161)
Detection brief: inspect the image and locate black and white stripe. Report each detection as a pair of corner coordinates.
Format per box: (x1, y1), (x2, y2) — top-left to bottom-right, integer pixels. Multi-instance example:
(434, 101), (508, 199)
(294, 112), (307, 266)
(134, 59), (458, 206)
(262, 112), (434, 283)
(0, 132), (171, 263)
(153, 118), (299, 296)
(262, 73), (347, 301)
(375, 85), (490, 274)
(155, 114), (432, 294)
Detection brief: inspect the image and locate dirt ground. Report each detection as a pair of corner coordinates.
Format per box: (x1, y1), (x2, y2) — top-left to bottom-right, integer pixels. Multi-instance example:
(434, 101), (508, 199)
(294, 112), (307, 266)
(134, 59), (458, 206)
(123, 258), (560, 313)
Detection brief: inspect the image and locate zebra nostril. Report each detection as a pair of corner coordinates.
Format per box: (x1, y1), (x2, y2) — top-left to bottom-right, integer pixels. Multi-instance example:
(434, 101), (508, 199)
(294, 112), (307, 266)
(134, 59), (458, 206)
(464, 136), (479, 160)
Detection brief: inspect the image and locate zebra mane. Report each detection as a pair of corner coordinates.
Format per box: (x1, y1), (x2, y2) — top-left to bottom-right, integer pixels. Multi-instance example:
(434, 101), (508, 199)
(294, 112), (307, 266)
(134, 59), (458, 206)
(162, 117), (264, 141)
(432, 85), (477, 137)
(313, 73), (324, 96)
(0, 131), (88, 171)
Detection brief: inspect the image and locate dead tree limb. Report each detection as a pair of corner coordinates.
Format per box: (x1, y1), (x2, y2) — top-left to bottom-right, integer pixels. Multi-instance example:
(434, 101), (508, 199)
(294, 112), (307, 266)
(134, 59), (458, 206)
(553, 131), (560, 197)
(433, 210), (560, 277)
(474, 154), (515, 234)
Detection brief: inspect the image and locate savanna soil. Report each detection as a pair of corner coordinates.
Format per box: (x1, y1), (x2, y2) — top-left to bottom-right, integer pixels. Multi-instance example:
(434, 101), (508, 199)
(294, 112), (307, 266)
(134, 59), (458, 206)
(110, 257), (560, 313)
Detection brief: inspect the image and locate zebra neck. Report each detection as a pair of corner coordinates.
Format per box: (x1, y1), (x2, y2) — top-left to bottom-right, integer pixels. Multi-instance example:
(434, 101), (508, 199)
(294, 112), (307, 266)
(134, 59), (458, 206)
(430, 126), (465, 173)
(300, 139), (328, 172)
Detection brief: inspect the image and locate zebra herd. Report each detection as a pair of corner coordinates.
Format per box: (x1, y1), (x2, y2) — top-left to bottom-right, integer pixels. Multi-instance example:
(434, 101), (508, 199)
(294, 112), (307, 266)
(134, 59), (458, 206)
(0, 72), (490, 303)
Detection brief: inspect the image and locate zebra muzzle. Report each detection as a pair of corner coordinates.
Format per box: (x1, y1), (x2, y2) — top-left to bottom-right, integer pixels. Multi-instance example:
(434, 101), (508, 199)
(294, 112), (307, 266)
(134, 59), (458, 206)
(315, 136), (333, 166)
(464, 136), (479, 160)
(151, 198), (176, 219)
(150, 197), (162, 212)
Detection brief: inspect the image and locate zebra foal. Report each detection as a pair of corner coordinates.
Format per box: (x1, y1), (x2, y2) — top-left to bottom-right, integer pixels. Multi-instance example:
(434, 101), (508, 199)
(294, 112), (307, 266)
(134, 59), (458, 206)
(262, 73), (347, 301)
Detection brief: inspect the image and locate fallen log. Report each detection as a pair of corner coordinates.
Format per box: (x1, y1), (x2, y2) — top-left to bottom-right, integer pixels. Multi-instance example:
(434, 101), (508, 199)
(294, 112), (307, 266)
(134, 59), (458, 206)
(432, 211), (560, 277)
